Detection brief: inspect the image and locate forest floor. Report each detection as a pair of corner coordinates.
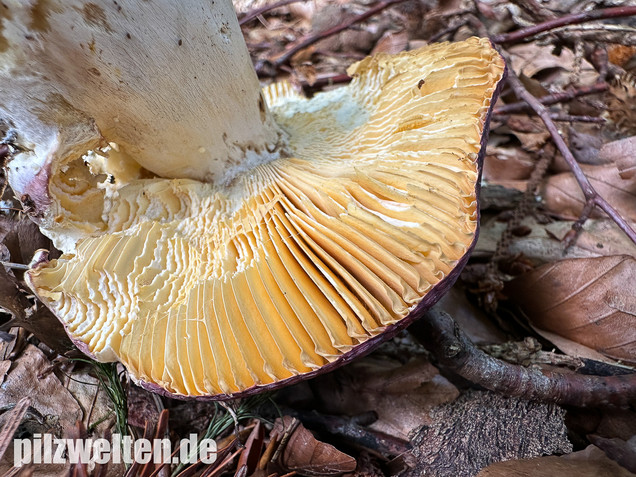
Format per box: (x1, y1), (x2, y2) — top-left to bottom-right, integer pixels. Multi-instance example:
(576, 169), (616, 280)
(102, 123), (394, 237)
(1, 0), (636, 476)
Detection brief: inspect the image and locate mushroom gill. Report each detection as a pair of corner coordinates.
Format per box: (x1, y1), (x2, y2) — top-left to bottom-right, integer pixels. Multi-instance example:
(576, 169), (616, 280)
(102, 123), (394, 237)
(25, 39), (505, 398)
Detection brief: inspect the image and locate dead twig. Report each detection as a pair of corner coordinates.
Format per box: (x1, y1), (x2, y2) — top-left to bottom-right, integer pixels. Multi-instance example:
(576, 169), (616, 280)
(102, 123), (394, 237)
(493, 82), (608, 115)
(503, 64), (636, 246)
(493, 113), (605, 123)
(263, 0), (411, 71)
(412, 309), (636, 408)
(239, 0), (307, 26)
(492, 5), (636, 44)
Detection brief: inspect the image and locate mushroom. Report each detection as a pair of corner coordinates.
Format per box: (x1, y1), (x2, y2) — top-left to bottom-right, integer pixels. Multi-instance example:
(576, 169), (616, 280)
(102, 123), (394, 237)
(1, 0), (505, 399)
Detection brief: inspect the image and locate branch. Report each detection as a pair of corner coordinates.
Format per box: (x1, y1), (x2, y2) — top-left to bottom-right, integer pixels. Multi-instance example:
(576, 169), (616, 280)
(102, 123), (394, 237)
(502, 62), (636, 246)
(265, 0), (411, 69)
(412, 309), (636, 408)
(492, 5), (636, 44)
(493, 82), (608, 115)
(239, 0), (307, 26)
(493, 112), (605, 124)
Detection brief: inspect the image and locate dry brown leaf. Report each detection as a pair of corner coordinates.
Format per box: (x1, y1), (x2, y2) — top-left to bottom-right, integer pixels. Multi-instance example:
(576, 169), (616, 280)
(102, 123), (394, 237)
(437, 288), (507, 345)
(273, 416), (357, 476)
(477, 444), (636, 477)
(530, 327), (621, 364)
(589, 435), (636, 473)
(0, 267), (31, 323)
(484, 146), (536, 181)
(501, 115), (551, 151)
(541, 164), (636, 221)
(371, 30), (408, 55)
(312, 356), (459, 441)
(505, 255), (636, 363)
(507, 44), (597, 87)
(475, 217), (636, 265)
(0, 216), (58, 265)
(599, 136), (636, 170)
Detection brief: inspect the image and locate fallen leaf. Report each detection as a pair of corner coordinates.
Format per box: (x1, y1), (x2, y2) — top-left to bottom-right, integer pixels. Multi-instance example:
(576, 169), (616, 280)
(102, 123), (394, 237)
(312, 356), (459, 440)
(0, 267), (73, 353)
(598, 136), (636, 172)
(541, 164), (636, 221)
(484, 146), (536, 181)
(371, 30), (408, 55)
(0, 267), (31, 323)
(436, 288), (507, 345)
(589, 435), (636, 473)
(0, 345), (82, 432)
(475, 217), (636, 265)
(273, 416), (357, 476)
(507, 44), (597, 88)
(530, 327), (621, 364)
(0, 216), (59, 265)
(476, 444), (636, 477)
(505, 255), (636, 363)
(501, 115), (551, 151)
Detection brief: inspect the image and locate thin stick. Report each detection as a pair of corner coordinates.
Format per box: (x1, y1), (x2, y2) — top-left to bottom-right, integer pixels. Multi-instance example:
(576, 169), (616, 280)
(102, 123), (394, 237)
(269, 0), (411, 68)
(493, 82), (608, 115)
(412, 309), (636, 408)
(503, 63), (636, 245)
(239, 0), (307, 26)
(493, 113), (605, 123)
(492, 5), (636, 44)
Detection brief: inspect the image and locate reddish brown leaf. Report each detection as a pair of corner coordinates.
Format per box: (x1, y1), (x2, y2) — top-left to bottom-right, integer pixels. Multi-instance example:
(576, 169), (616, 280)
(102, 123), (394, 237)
(506, 255), (636, 363)
(371, 30), (409, 55)
(541, 164), (636, 221)
(273, 417), (356, 476)
(484, 146), (536, 181)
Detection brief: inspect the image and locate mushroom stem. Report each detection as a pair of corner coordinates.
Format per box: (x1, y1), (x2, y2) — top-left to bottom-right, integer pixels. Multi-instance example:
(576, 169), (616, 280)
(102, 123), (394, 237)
(1, 0), (284, 185)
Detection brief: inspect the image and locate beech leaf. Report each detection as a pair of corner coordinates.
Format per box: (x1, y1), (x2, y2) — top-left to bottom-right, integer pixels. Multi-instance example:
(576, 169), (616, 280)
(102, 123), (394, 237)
(505, 255), (636, 363)
(273, 417), (357, 476)
(541, 164), (636, 221)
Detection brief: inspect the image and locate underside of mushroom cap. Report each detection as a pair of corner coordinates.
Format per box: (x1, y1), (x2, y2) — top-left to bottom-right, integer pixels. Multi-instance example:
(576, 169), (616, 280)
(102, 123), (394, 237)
(25, 38), (505, 399)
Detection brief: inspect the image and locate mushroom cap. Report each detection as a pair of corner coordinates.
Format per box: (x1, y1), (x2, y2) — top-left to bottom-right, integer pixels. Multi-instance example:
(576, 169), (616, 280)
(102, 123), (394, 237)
(24, 38), (504, 399)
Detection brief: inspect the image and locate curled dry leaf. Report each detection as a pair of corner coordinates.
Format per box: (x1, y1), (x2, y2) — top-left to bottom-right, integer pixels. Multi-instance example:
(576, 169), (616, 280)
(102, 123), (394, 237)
(541, 164), (636, 221)
(272, 416), (357, 476)
(505, 255), (636, 363)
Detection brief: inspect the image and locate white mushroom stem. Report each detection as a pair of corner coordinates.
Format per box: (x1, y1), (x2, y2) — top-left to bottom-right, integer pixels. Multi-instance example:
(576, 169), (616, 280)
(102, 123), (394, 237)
(1, 0), (284, 188)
